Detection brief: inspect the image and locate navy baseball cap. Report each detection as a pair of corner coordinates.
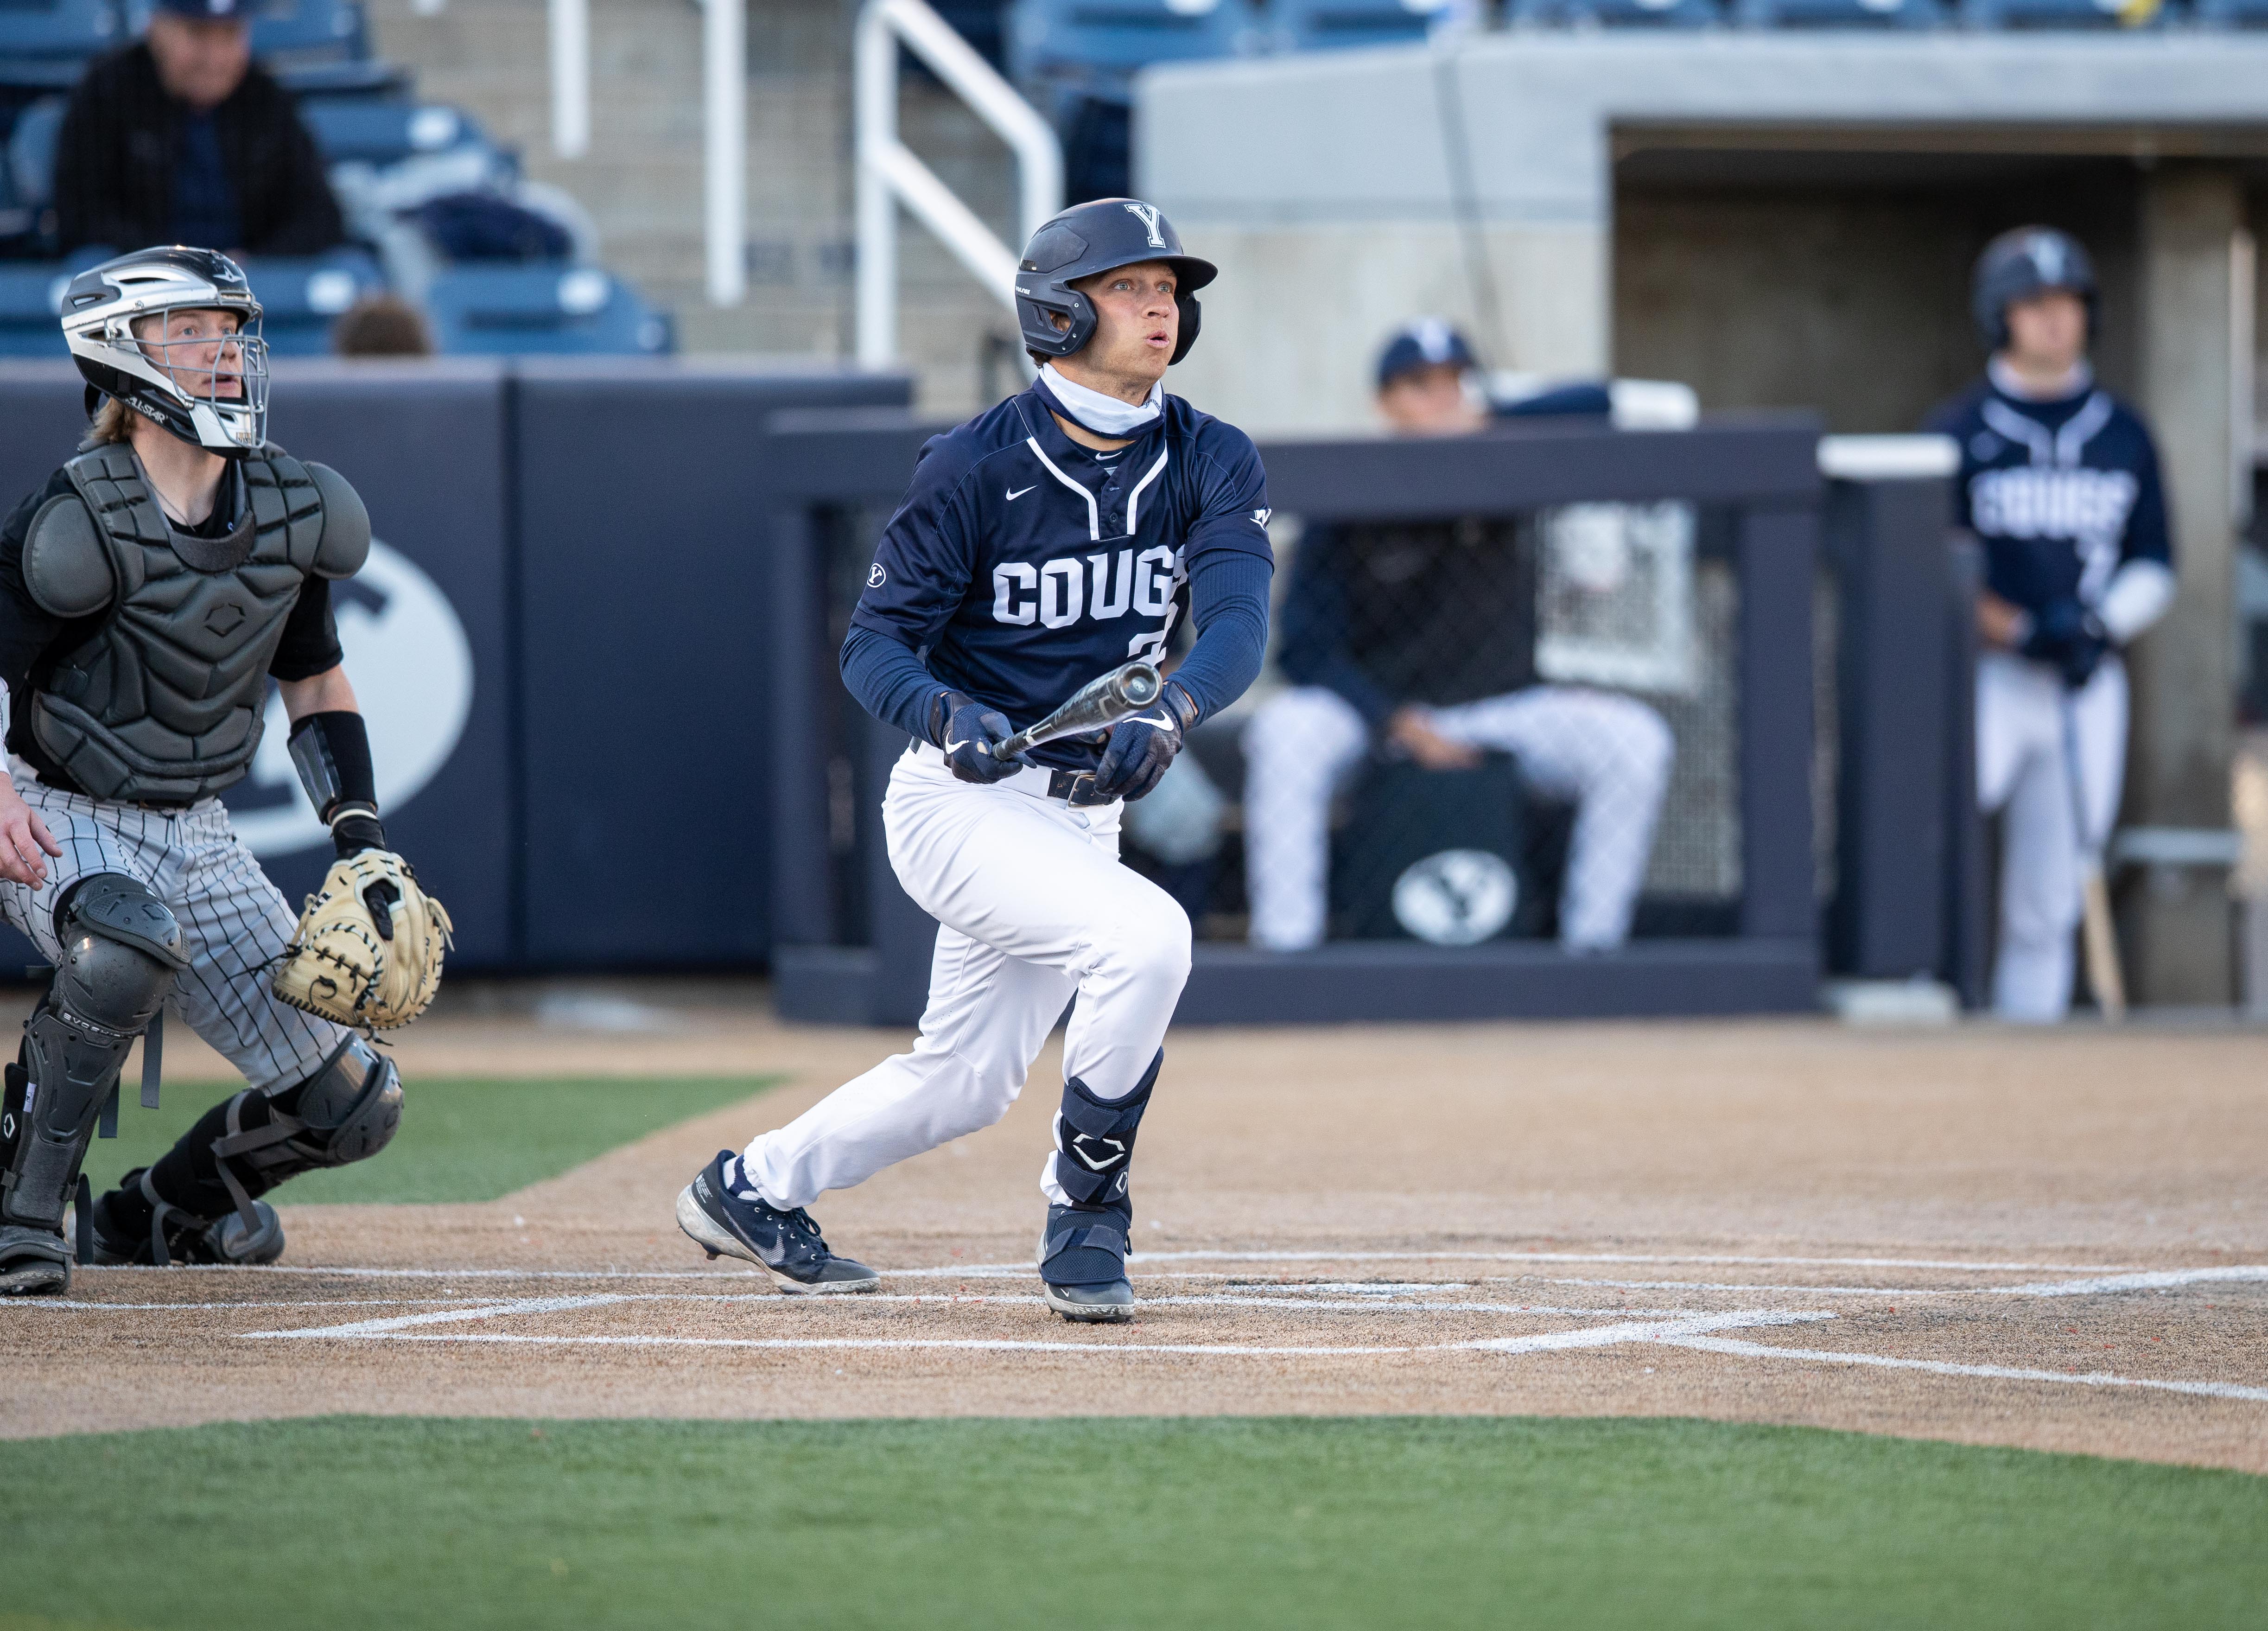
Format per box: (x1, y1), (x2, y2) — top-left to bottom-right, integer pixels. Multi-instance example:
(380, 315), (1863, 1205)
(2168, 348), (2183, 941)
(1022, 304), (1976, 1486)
(150, 0), (252, 19)
(1375, 319), (1477, 391)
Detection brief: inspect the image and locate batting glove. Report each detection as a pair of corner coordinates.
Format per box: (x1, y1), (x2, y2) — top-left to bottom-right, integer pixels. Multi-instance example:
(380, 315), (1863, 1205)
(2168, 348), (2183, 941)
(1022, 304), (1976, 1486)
(2021, 598), (2110, 690)
(933, 691), (1028, 785)
(1092, 680), (1197, 803)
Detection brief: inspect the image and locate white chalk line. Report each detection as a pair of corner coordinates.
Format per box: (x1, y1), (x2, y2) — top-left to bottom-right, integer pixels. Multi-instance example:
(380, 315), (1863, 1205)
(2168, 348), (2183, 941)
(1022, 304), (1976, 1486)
(1665, 1334), (2268, 1404)
(242, 1306), (1827, 1358)
(66, 1248), (2156, 1284)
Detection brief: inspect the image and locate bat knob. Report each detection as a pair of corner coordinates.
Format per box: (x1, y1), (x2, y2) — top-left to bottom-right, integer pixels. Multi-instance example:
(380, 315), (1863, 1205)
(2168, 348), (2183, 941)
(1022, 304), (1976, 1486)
(1118, 664), (1161, 707)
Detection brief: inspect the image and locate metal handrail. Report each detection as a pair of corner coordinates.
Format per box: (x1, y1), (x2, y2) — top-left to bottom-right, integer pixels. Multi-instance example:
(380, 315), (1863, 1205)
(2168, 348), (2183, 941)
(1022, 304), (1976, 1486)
(855, 0), (1063, 365)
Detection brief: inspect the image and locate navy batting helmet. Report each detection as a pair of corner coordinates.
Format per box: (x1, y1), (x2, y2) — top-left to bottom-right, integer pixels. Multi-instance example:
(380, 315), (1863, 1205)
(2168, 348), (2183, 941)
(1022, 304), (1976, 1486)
(1971, 227), (2097, 353)
(1015, 198), (1217, 366)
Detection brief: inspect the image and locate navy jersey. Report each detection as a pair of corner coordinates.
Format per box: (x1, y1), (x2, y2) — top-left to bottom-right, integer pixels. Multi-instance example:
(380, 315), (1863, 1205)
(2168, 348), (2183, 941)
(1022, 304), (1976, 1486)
(1925, 374), (2171, 616)
(849, 382), (1272, 769)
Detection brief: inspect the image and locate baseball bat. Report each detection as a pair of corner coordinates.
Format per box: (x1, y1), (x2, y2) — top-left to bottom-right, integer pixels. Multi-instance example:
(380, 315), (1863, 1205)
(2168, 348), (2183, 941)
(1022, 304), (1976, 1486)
(2063, 696), (2126, 1021)
(991, 660), (1163, 761)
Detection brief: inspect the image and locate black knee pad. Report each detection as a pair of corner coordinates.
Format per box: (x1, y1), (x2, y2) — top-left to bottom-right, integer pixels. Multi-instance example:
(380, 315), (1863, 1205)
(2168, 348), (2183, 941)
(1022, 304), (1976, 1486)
(138, 1037), (400, 1249)
(0, 875), (182, 1232)
(1051, 1050), (1162, 1209)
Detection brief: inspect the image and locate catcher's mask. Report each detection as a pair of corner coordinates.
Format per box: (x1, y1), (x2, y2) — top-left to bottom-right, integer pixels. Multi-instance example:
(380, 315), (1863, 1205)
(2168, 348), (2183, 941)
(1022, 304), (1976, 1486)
(62, 246), (269, 457)
(1016, 198), (1217, 367)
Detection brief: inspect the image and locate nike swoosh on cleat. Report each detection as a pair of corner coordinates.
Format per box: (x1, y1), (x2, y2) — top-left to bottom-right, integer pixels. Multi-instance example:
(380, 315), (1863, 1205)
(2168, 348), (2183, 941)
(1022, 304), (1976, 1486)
(1006, 485), (1036, 500)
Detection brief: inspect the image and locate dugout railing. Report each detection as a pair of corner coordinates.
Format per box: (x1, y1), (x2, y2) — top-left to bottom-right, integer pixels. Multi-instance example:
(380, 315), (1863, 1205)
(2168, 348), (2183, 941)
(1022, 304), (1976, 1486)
(765, 411), (1830, 1026)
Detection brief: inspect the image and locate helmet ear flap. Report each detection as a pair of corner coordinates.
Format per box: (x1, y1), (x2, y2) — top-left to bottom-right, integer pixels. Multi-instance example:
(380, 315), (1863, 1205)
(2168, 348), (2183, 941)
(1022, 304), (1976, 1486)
(1017, 286), (1097, 359)
(1169, 292), (1201, 366)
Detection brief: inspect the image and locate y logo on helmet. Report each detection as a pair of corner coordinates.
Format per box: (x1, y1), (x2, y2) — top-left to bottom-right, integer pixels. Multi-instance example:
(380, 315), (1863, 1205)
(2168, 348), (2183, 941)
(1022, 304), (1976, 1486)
(1123, 203), (1166, 251)
(2028, 232), (2066, 284)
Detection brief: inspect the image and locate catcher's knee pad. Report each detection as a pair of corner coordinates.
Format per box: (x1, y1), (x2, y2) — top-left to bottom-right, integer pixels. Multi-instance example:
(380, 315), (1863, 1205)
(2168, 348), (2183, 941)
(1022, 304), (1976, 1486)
(137, 1036), (400, 1259)
(0, 874), (182, 1232)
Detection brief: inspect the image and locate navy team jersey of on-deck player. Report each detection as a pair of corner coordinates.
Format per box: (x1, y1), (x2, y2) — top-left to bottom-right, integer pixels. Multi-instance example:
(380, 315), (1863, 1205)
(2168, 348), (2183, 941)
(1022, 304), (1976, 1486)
(849, 382), (1272, 771)
(1926, 373), (2171, 615)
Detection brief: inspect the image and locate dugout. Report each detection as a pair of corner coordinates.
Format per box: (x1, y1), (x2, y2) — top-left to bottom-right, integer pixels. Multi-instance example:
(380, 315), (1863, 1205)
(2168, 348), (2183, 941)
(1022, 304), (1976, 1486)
(1139, 33), (2268, 1007)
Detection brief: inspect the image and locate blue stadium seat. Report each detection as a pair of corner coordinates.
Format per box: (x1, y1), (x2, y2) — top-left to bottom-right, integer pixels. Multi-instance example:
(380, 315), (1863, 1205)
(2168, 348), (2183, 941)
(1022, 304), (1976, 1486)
(422, 265), (673, 357)
(238, 247), (385, 355)
(0, 0), (124, 89)
(0, 248), (104, 357)
(1008, 0), (1259, 89)
(1271, 0), (1458, 52)
(1738, 0), (1942, 22)
(7, 94), (64, 211)
(298, 100), (495, 169)
(1512, 0), (1719, 25)
(1960, 0), (2160, 25)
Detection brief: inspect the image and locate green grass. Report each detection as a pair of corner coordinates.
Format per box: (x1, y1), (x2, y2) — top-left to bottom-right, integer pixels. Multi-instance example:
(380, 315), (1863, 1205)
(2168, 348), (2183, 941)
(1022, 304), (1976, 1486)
(4, 1416), (2262, 1629)
(75, 1075), (777, 1204)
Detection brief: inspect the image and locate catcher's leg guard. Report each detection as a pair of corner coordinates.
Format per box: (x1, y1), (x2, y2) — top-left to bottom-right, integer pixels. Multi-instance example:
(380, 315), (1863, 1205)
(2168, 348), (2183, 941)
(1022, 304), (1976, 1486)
(1038, 1050), (1160, 1324)
(0, 875), (183, 1293)
(95, 1035), (399, 1267)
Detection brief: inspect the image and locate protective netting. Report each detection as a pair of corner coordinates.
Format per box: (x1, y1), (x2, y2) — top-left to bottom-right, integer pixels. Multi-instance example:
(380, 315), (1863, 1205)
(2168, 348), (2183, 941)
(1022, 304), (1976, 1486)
(1125, 503), (1747, 947)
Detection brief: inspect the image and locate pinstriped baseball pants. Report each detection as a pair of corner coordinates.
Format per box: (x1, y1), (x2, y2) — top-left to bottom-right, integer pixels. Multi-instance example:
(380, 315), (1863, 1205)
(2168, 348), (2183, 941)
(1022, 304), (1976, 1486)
(0, 774), (351, 1092)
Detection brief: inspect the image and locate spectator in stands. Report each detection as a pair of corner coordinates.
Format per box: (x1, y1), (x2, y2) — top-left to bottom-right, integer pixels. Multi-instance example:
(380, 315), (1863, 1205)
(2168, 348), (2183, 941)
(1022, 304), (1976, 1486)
(333, 293), (432, 357)
(53, 0), (345, 259)
(1239, 320), (1673, 952)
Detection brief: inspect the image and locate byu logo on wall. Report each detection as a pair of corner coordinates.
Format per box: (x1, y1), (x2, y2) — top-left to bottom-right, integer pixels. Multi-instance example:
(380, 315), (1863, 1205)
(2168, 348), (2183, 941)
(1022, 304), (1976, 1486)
(223, 540), (474, 856)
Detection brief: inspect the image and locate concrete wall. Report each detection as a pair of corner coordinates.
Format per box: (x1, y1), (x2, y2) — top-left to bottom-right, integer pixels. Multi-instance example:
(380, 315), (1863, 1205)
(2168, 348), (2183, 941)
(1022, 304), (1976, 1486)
(1613, 159), (2145, 433)
(1139, 33), (2268, 437)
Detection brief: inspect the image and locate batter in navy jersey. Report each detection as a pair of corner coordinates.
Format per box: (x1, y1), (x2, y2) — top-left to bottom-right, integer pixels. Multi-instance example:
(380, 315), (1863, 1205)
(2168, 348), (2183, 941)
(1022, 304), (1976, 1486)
(1925, 227), (2175, 1021)
(678, 198), (1271, 1321)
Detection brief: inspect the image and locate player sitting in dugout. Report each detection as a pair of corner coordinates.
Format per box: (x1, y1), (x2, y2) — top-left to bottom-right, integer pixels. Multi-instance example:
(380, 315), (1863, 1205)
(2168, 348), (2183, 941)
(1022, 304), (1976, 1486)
(1241, 320), (1673, 952)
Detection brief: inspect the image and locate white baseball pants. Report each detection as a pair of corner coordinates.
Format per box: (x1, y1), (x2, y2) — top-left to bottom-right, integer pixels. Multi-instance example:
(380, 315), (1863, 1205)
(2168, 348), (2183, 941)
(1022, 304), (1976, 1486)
(743, 744), (1191, 1212)
(1241, 685), (1675, 951)
(1976, 650), (2128, 1022)
(0, 775), (352, 1092)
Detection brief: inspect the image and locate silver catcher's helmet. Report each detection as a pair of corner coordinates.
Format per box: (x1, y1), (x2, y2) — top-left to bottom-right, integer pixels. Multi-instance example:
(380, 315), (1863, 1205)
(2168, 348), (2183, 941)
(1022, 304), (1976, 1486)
(61, 246), (268, 457)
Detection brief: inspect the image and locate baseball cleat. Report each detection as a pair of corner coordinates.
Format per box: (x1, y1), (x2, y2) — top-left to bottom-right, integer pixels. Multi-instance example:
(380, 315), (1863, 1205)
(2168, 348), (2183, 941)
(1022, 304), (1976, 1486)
(1037, 1203), (1135, 1324)
(1041, 1278), (1134, 1323)
(677, 1150), (879, 1295)
(0, 1223), (69, 1296)
(84, 1171), (285, 1268)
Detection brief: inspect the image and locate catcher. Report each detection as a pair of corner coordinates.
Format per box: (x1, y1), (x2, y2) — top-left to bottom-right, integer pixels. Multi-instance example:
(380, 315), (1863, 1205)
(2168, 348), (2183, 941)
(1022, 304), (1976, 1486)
(0, 247), (448, 1296)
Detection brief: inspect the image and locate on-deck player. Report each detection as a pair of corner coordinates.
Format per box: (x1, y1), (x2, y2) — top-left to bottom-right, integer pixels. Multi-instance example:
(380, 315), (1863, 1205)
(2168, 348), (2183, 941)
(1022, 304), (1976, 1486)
(679, 198), (1272, 1322)
(0, 247), (419, 1293)
(1926, 228), (2175, 1021)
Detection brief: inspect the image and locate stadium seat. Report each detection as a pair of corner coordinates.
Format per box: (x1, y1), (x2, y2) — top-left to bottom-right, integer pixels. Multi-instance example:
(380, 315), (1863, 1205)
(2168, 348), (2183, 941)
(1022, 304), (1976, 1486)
(1008, 0), (1260, 89)
(1271, 0), (1460, 52)
(1736, 0), (1943, 23)
(238, 246), (385, 354)
(299, 100), (495, 170)
(1512, 0), (1719, 25)
(0, 0), (124, 90)
(0, 248), (102, 356)
(1959, 0), (2160, 25)
(422, 265), (673, 356)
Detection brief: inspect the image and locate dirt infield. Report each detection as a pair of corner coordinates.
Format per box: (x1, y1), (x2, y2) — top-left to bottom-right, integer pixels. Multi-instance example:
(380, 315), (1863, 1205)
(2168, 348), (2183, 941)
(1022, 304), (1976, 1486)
(6, 1001), (2265, 1471)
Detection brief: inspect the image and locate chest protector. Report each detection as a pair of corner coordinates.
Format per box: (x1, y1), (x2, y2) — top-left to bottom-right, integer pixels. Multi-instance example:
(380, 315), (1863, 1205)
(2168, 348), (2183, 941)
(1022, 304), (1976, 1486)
(30, 445), (337, 805)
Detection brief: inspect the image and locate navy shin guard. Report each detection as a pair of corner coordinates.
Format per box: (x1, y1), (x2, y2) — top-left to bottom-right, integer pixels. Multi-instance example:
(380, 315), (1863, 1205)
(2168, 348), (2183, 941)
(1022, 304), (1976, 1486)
(1040, 1050), (1160, 1288)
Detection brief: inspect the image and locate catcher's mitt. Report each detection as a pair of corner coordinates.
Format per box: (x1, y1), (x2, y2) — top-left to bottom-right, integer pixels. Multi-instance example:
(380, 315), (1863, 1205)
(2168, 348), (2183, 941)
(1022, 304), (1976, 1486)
(273, 850), (454, 1029)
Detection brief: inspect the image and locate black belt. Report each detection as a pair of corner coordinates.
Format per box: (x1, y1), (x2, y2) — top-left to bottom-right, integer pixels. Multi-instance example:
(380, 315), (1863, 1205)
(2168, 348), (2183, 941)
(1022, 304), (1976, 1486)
(1049, 768), (1110, 807)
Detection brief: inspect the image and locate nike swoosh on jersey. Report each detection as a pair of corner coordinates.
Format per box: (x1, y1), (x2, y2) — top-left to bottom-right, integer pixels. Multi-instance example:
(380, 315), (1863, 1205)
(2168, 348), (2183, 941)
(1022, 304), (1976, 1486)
(1006, 485), (1036, 501)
